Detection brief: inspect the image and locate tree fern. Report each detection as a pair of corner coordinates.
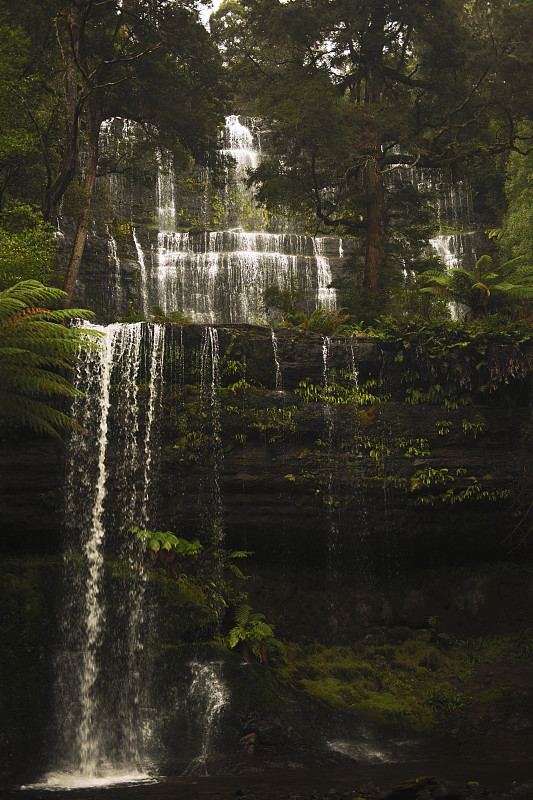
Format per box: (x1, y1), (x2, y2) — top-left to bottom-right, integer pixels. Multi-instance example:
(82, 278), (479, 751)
(420, 255), (533, 317)
(0, 281), (99, 437)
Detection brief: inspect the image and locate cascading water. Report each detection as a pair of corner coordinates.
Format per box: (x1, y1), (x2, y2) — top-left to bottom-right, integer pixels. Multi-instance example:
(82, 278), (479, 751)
(426, 172), (479, 319)
(106, 225), (123, 310)
(271, 328), (283, 392)
(198, 326), (224, 544)
(132, 227), (150, 317)
(155, 151), (176, 231)
(140, 115), (344, 323)
(183, 662), (229, 775)
(321, 337), (340, 579)
(386, 152), (481, 306)
(32, 323), (166, 789)
(387, 158), (479, 303)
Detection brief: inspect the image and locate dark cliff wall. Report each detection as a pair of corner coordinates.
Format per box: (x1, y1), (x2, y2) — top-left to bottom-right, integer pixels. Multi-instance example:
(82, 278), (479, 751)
(2, 323), (531, 570)
(3, 324), (533, 783)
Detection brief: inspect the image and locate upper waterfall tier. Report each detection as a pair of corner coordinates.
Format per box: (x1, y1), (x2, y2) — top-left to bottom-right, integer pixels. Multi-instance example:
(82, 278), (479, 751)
(81, 116), (482, 323)
(81, 116), (353, 323)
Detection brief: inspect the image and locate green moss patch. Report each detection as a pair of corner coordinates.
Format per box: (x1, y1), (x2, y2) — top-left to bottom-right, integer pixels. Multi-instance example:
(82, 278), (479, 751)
(278, 630), (529, 733)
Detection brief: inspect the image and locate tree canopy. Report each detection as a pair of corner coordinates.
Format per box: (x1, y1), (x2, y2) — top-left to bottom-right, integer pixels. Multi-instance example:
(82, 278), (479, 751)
(212, 0), (533, 297)
(0, 0), (230, 301)
(0, 0), (532, 324)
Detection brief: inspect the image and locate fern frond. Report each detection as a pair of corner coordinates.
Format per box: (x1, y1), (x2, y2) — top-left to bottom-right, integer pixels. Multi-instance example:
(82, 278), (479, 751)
(0, 281), (97, 436)
(228, 628), (244, 649)
(228, 564), (250, 580)
(1, 280), (67, 306)
(1, 366), (84, 397)
(228, 550), (252, 559)
(0, 391), (84, 437)
(250, 620), (274, 638)
(234, 604), (252, 627)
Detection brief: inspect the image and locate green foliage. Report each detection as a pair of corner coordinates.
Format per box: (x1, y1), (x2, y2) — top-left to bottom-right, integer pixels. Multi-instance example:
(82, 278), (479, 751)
(378, 316), (533, 406)
(130, 523), (254, 636)
(411, 467), (453, 491)
(151, 305), (192, 324)
(130, 524), (286, 661)
(296, 376), (387, 407)
(461, 415), (487, 438)
(280, 623), (533, 732)
(228, 603), (287, 664)
(500, 138), (533, 264)
(264, 280), (359, 335)
(283, 308), (357, 337)
(420, 252), (533, 318)
(130, 525), (202, 557)
(0, 280), (98, 437)
(263, 278), (302, 317)
(0, 203), (57, 288)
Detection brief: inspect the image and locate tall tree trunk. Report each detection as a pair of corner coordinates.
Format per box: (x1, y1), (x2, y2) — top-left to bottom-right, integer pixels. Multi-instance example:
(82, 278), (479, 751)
(62, 104), (102, 304)
(363, 151), (385, 294)
(43, 1), (89, 223)
(361, 13), (386, 296)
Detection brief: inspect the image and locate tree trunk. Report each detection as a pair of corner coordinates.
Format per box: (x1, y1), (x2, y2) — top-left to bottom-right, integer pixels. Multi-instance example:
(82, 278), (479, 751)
(62, 104), (102, 304)
(361, 12), (386, 295)
(363, 152), (385, 294)
(43, 1), (89, 223)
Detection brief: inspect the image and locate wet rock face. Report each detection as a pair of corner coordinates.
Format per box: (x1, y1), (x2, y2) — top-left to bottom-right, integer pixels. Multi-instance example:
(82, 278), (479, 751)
(2, 323), (533, 570)
(0, 436), (63, 553)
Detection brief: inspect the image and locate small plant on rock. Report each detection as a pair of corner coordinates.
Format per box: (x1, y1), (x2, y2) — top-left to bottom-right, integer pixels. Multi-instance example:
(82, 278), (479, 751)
(228, 603), (287, 664)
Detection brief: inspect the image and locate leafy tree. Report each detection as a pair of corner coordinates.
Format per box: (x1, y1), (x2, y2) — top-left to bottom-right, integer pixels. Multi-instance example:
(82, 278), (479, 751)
(0, 203), (58, 289)
(0, 2), (60, 209)
(213, 0), (533, 303)
(0, 0), (229, 303)
(500, 140), (533, 265)
(0, 280), (98, 437)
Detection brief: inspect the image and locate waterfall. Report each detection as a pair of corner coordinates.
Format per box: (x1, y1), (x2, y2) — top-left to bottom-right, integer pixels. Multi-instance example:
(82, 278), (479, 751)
(386, 153), (480, 302)
(151, 116), (342, 323)
(106, 225), (123, 312)
(419, 169), (479, 301)
(34, 323), (166, 789)
(314, 238), (337, 311)
(155, 151), (176, 231)
(98, 118), (139, 218)
(198, 326), (224, 544)
(271, 328), (283, 391)
(132, 227), (150, 317)
(349, 341), (359, 390)
(183, 662), (229, 775)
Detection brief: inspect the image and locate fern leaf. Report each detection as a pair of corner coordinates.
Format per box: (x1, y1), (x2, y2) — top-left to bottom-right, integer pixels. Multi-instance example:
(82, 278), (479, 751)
(228, 564), (250, 580)
(0, 281), (96, 436)
(234, 604), (252, 626)
(228, 627), (244, 649)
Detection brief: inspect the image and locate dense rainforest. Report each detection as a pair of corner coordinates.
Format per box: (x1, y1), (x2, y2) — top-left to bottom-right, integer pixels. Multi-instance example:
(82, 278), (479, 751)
(1, 0), (532, 320)
(2, 2), (533, 799)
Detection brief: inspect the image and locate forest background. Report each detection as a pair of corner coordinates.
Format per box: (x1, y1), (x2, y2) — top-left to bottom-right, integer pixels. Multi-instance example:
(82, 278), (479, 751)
(0, 0), (532, 434)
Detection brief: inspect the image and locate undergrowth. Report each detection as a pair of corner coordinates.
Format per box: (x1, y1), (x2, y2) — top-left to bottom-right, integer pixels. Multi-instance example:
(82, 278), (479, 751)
(277, 630), (530, 733)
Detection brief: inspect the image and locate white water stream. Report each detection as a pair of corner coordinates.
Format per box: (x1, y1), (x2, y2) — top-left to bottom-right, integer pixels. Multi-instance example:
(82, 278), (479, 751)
(31, 323), (167, 788)
(99, 115), (341, 323)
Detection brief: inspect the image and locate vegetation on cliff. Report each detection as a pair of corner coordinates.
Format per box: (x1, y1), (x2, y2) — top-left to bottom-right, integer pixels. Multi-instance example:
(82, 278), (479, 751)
(213, 0), (533, 303)
(0, 281), (98, 437)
